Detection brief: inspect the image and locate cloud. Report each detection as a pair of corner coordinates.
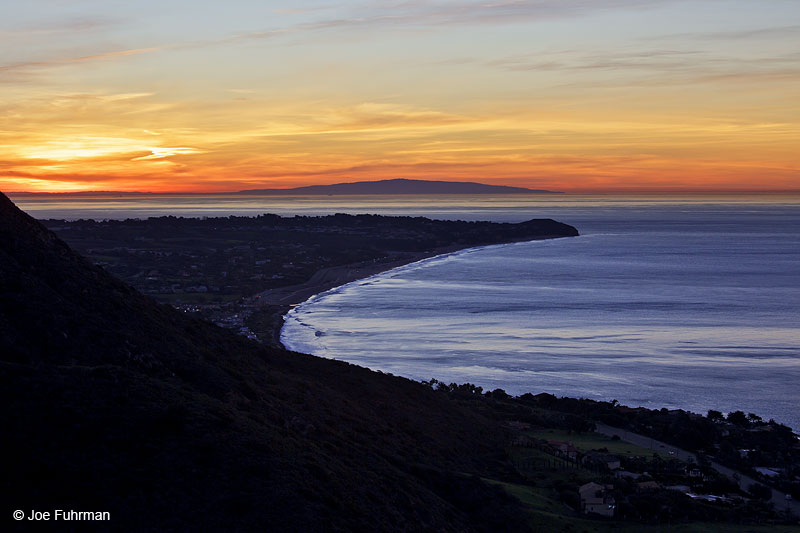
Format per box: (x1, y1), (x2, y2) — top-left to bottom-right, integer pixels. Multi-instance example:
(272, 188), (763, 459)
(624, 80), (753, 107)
(0, 16), (119, 40)
(131, 147), (204, 161)
(480, 46), (800, 87)
(292, 1), (685, 29)
(325, 102), (468, 129)
(0, 47), (159, 76)
(274, 5), (336, 15)
(653, 24), (800, 42)
(0, 0), (702, 80)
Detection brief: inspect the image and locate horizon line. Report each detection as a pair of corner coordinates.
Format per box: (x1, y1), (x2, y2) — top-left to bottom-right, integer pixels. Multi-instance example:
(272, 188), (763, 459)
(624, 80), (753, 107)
(5, 189), (800, 196)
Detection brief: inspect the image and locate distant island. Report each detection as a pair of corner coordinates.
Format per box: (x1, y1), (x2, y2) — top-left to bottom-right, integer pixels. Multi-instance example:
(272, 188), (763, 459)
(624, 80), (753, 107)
(238, 178), (560, 195)
(7, 178), (560, 196)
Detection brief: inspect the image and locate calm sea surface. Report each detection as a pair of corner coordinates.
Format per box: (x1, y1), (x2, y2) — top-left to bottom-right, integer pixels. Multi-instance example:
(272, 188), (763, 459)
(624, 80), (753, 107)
(13, 193), (800, 429)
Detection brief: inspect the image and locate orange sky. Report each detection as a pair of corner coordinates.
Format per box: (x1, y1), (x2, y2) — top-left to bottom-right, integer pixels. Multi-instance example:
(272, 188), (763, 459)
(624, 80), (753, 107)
(2, 1), (799, 193)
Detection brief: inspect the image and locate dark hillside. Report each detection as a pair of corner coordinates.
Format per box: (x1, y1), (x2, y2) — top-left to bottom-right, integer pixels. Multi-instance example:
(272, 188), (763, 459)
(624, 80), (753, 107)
(0, 192), (529, 531)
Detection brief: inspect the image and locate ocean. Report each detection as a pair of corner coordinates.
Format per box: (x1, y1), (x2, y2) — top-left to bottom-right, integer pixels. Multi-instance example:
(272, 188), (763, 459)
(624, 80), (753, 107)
(13, 193), (800, 429)
(277, 196), (800, 430)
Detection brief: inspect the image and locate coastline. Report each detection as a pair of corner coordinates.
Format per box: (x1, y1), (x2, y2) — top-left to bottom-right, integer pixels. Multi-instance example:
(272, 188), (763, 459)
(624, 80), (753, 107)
(251, 236), (568, 349)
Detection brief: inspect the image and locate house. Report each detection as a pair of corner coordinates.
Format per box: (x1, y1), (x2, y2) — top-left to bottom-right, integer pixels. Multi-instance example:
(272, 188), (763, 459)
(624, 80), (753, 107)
(583, 450), (621, 470)
(637, 481), (661, 491)
(687, 493), (729, 502)
(665, 485), (691, 493)
(579, 482), (615, 517)
(754, 466), (780, 478)
(686, 467), (703, 478)
(548, 440), (578, 460)
(614, 470), (641, 480)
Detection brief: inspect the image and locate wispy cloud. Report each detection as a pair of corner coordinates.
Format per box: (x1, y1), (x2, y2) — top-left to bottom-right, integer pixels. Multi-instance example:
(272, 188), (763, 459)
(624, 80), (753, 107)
(0, 1), (714, 80)
(292, 0), (685, 29)
(0, 1), (791, 85)
(0, 16), (119, 39)
(0, 47), (159, 76)
(131, 147), (204, 161)
(652, 24), (800, 42)
(481, 47), (800, 87)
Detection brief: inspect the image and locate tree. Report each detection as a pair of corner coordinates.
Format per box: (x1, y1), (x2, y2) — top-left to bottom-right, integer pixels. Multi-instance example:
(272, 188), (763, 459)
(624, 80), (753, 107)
(727, 411), (748, 427)
(747, 412), (763, 424)
(487, 388), (509, 400)
(707, 409), (724, 421)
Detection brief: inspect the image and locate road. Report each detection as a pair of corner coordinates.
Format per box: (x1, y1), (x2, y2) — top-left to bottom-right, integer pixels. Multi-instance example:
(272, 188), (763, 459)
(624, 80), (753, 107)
(595, 422), (799, 518)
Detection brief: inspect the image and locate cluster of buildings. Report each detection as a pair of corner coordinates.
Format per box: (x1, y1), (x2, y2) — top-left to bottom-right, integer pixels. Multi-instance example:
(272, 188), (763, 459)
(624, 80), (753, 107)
(536, 438), (739, 519)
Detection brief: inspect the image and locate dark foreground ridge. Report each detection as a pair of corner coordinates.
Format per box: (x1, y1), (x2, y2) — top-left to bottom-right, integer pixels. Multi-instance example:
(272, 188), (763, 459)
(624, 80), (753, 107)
(238, 177), (559, 195)
(0, 191), (534, 530)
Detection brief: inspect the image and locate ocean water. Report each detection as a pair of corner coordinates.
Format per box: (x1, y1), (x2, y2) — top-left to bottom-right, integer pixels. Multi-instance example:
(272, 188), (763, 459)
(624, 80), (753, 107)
(9, 192), (795, 221)
(12, 192), (800, 428)
(281, 200), (800, 430)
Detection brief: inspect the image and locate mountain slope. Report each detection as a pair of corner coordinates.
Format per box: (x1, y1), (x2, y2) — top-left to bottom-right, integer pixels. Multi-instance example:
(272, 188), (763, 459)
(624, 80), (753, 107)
(0, 192), (529, 531)
(238, 178), (558, 195)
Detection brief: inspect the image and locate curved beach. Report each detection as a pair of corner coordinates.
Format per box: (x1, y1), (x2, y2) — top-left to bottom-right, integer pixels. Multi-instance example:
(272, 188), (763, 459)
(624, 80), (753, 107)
(252, 235), (571, 348)
(278, 240), (533, 353)
(275, 211), (800, 431)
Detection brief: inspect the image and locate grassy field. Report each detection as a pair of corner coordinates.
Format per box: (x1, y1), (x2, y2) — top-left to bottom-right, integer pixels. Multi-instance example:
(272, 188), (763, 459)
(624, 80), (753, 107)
(530, 428), (667, 459)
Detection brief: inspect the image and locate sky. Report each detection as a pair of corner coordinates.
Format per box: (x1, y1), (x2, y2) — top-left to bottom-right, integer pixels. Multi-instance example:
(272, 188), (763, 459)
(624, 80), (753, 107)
(1, 0), (799, 193)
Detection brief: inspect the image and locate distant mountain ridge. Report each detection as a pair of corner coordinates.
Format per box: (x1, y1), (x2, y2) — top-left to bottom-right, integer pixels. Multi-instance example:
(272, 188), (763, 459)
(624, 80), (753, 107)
(238, 178), (559, 195)
(7, 179), (559, 196)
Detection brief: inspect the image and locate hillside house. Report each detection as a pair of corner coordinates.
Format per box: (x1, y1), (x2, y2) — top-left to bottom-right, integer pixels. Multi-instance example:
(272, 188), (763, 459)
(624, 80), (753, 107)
(583, 450), (621, 470)
(548, 440), (578, 459)
(579, 482), (615, 517)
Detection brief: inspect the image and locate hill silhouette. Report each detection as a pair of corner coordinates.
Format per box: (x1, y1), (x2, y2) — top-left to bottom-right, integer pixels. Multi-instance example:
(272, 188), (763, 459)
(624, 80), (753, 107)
(0, 192), (531, 531)
(238, 178), (558, 195)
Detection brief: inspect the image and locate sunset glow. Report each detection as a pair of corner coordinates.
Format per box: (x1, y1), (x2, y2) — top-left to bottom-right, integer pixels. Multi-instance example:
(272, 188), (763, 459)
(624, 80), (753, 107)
(2, 1), (799, 193)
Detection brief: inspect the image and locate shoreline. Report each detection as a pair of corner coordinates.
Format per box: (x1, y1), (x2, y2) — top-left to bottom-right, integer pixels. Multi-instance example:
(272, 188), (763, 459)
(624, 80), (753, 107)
(250, 236), (568, 348)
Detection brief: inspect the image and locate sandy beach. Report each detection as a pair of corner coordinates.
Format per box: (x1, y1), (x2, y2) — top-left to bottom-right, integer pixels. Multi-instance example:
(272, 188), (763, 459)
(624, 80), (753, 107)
(247, 247), (467, 348)
(251, 236), (563, 347)
(252, 246), (466, 307)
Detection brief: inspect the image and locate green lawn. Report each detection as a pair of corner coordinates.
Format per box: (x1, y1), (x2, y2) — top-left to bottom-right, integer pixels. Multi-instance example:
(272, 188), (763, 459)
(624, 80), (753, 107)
(529, 428), (666, 459)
